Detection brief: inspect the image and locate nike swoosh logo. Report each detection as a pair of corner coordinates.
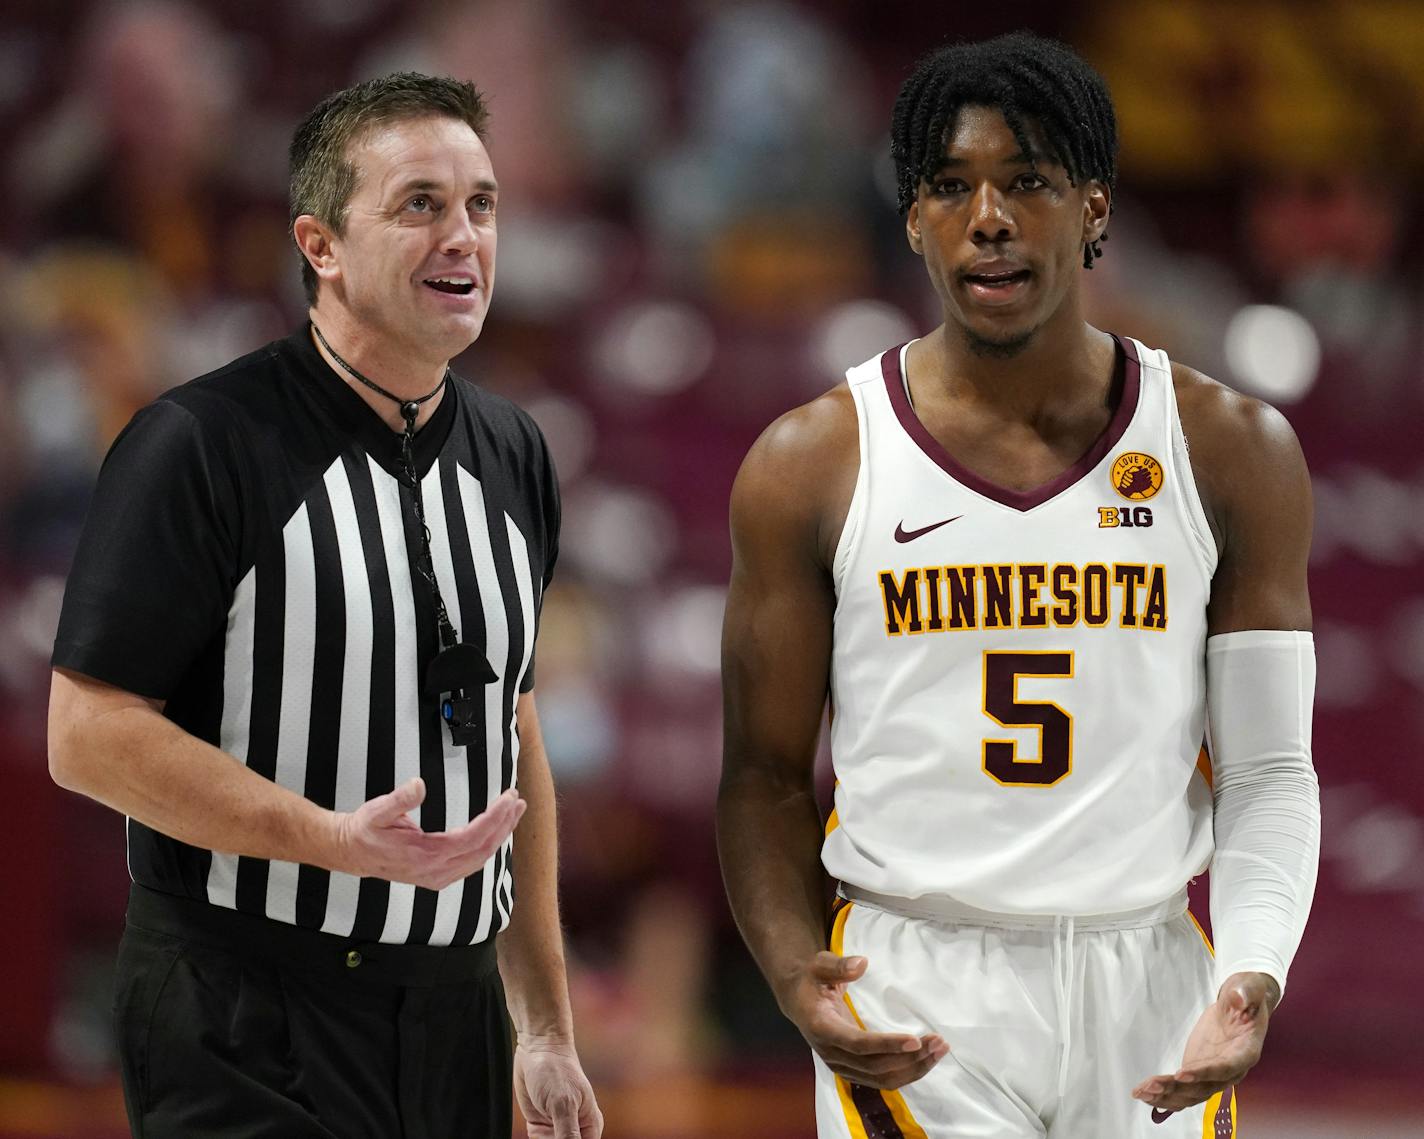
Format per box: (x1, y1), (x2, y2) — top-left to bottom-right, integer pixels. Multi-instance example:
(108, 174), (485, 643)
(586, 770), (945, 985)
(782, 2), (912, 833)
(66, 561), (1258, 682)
(894, 516), (963, 543)
(1151, 1108), (1174, 1124)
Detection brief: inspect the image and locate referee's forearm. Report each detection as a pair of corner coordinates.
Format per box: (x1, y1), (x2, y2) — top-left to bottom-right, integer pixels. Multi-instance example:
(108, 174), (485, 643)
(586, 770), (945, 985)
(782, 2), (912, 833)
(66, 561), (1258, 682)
(497, 693), (576, 1042)
(48, 668), (336, 868)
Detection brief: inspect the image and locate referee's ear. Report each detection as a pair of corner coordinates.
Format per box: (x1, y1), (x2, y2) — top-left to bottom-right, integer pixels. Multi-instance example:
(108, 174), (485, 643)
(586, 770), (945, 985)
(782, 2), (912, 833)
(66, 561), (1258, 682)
(294, 214), (340, 291)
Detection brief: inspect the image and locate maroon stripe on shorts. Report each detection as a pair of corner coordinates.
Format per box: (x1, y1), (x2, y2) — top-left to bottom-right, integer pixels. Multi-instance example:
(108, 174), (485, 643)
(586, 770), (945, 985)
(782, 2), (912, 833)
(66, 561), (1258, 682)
(1214, 1086), (1235, 1137)
(847, 1081), (906, 1139)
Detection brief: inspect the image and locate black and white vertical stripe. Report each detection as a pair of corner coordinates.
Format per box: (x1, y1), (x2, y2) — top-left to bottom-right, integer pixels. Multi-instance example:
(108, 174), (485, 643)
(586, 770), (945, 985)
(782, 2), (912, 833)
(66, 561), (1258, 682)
(207, 453), (536, 946)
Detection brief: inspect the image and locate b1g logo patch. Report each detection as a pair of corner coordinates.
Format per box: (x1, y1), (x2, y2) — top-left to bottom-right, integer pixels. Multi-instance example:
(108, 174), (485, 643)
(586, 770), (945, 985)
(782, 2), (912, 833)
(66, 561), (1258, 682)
(1110, 452), (1164, 501)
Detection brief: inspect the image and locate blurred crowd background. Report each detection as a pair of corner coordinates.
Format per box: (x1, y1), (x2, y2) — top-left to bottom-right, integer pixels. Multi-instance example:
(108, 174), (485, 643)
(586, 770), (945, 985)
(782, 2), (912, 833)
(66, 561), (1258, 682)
(1, 1), (1422, 1136)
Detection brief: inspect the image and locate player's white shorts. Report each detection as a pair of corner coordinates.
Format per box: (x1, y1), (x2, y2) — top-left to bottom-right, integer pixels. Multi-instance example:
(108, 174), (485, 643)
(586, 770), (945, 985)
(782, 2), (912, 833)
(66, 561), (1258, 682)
(813, 889), (1238, 1139)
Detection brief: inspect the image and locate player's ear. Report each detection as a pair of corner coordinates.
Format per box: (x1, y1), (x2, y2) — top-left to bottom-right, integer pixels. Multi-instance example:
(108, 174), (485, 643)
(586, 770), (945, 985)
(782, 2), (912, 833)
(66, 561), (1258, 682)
(906, 202), (924, 256)
(293, 214), (342, 288)
(1082, 180), (1110, 245)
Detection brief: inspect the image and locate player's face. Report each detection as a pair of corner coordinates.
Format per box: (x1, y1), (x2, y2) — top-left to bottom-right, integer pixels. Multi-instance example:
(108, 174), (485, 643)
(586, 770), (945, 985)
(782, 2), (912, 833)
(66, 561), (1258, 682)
(326, 115), (498, 362)
(906, 105), (1108, 355)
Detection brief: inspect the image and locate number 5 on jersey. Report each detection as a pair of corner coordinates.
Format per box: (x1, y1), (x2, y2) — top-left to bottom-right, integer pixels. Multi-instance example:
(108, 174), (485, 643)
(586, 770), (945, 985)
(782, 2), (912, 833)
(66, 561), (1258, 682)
(982, 651), (1074, 786)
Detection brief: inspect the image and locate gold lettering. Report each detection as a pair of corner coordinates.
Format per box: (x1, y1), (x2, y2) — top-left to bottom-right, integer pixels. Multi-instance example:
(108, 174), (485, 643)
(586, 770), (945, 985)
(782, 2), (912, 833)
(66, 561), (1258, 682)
(1143, 564), (1168, 630)
(1019, 564), (1048, 627)
(946, 566), (978, 629)
(1083, 564), (1110, 626)
(872, 562), (1167, 636)
(878, 568), (922, 636)
(982, 565), (1015, 629)
(1051, 563), (1079, 626)
(923, 566), (944, 632)
(1115, 564), (1148, 628)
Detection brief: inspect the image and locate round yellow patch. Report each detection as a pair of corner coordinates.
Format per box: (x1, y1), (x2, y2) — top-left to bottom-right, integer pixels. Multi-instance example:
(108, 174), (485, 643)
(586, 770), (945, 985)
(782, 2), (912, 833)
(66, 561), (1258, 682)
(1110, 452), (1164, 500)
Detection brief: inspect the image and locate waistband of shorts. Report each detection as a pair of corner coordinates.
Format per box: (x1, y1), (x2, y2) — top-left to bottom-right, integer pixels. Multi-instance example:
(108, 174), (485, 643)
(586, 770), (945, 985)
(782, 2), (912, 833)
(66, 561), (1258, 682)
(126, 884), (498, 987)
(838, 884), (1190, 931)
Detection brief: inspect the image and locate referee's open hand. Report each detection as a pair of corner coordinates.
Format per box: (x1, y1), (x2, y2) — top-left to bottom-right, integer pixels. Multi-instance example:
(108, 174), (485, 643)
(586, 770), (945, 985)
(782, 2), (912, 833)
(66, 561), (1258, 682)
(788, 951), (948, 1091)
(332, 780), (526, 890)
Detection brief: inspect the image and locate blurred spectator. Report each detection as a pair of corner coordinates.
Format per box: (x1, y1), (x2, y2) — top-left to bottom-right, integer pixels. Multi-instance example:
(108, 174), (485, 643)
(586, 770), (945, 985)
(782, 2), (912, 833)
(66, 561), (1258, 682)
(6, 247), (175, 568)
(15, 3), (240, 293)
(1246, 172), (1416, 428)
(639, 1), (877, 308)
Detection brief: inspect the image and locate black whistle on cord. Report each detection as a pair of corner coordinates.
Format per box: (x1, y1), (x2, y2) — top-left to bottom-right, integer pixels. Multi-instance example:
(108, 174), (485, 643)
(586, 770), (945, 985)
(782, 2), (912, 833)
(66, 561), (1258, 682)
(423, 642), (498, 748)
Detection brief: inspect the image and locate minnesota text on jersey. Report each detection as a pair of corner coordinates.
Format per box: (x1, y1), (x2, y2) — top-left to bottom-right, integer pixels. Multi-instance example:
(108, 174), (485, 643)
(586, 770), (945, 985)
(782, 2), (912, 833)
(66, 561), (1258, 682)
(877, 561), (1168, 635)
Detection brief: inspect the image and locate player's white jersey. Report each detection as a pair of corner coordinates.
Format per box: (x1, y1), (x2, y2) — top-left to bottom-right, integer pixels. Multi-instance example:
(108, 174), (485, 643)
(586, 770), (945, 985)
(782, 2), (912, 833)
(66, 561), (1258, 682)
(825, 337), (1218, 915)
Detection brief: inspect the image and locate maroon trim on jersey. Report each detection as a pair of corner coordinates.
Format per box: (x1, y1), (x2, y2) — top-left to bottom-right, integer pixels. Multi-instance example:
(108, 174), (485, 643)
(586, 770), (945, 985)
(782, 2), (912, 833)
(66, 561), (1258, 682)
(880, 335), (1142, 512)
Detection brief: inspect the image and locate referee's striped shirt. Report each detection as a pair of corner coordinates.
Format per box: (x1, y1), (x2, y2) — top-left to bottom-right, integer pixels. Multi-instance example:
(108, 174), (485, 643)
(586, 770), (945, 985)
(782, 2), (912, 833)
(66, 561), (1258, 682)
(53, 326), (558, 946)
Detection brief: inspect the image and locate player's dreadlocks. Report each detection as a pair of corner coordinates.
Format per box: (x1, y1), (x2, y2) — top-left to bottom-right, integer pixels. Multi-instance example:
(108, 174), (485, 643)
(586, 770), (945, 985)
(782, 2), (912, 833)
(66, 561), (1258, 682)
(890, 32), (1119, 268)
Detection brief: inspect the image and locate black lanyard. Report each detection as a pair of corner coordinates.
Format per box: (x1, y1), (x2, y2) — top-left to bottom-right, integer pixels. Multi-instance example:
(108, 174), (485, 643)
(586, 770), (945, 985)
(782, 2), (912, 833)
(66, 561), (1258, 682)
(312, 324), (496, 745)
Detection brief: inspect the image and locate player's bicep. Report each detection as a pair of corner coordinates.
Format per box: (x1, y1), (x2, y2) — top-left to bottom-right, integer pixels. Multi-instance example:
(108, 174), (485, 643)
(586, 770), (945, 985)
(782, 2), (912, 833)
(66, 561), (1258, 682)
(721, 444), (836, 783)
(722, 558), (834, 761)
(1206, 402), (1312, 635)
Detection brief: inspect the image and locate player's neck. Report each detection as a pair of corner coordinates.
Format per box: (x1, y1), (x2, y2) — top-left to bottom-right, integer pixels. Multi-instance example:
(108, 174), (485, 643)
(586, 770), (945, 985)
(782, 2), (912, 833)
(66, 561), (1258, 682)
(308, 306), (449, 434)
(919, 313), (1114, 421)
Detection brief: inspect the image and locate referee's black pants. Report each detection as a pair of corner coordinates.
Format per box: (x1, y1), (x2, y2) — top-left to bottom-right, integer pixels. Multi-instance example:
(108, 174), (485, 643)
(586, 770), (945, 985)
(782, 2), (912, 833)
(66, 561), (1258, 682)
(113, 885), (513, 1138)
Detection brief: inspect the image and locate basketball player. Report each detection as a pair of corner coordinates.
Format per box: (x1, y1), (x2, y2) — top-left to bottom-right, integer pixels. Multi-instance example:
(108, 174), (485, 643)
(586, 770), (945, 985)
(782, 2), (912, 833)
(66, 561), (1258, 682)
(718, 33), (1319, 1138)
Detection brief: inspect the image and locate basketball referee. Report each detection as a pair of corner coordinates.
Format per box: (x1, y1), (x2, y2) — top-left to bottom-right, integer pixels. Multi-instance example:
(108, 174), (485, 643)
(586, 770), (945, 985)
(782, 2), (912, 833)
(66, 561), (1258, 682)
(48, 74), (602, 1138)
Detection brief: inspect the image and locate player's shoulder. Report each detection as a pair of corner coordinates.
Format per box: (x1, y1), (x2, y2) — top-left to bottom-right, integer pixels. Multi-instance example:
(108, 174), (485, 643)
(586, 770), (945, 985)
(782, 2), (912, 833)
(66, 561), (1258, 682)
(1167, 359), (1309, 532)
(731, 382), (860, 564)
(1168, 359), (1304, 468)
(741, 384), (856, 480)
(734, 387), (854, 521)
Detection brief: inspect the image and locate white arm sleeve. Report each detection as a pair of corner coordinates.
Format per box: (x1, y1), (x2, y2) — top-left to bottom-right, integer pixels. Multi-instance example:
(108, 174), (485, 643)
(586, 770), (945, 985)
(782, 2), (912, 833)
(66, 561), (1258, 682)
(1206, 629), (1320, 1000)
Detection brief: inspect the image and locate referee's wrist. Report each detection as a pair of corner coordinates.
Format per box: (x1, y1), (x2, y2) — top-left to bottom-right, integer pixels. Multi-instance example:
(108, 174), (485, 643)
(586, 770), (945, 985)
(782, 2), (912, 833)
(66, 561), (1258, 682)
(295, 798), (346, 874)
(515, 1030), (577, 1050)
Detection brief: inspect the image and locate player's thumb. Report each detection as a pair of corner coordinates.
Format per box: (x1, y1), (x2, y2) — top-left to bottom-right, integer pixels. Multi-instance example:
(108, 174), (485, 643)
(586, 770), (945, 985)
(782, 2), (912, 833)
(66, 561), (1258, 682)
(1219, 971), (1273, 1014)
(812, 950), (866, 983)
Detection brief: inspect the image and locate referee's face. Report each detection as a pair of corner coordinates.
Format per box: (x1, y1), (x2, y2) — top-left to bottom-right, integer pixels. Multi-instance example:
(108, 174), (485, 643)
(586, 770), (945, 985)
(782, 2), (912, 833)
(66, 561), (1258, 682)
(329, 115), (498, 364)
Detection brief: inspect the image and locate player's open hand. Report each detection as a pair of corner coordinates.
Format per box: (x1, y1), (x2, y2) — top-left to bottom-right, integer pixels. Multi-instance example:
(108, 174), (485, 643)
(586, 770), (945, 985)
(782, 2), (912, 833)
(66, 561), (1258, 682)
(515, 1038), (603, 1139)
(331, 780), (526, 890)
(1132, 971), (1276, 1116)
(787, 950), (948, 1090)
